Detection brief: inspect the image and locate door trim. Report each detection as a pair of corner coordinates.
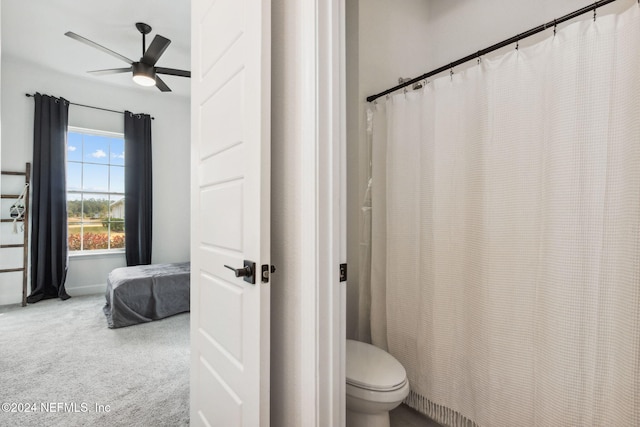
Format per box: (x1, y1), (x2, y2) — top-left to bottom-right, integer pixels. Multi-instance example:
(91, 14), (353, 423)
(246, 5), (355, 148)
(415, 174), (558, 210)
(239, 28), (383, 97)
(299, 0), (346, 425)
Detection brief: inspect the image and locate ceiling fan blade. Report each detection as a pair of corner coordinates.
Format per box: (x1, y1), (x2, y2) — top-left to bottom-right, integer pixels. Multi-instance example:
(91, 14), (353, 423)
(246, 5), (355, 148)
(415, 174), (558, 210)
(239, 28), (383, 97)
(155, 76), (172, 92)
(142, 35), (171, 66)
(65, 31), (134, 65)
(88, 67), (132, 76)
(155, 67), (191, 78)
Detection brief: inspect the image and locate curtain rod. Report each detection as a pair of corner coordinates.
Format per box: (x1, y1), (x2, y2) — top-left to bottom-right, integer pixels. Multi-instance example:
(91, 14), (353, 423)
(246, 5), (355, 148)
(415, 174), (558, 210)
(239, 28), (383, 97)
(366, 0), (624, 102)
(25, 93), (154, 120)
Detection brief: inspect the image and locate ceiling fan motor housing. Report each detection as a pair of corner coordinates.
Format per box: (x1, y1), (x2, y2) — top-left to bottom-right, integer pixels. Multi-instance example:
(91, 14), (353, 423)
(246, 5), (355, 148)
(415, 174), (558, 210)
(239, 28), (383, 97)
(132, 62), (156, 86)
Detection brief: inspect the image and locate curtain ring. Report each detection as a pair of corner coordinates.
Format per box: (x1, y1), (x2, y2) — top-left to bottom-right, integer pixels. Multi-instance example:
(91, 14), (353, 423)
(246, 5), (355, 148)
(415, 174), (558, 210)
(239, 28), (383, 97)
(593, 6), (597, 21)
(553, 19), (557, 36)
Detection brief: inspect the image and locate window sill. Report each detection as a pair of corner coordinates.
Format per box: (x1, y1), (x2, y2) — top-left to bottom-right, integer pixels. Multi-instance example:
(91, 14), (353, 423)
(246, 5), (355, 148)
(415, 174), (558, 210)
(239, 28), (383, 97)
(69, 250), (125, 259)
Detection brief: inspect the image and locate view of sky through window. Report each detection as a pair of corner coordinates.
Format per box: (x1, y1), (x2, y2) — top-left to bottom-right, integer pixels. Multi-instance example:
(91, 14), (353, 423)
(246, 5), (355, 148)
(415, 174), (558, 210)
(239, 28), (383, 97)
(67, 132), (124, 192)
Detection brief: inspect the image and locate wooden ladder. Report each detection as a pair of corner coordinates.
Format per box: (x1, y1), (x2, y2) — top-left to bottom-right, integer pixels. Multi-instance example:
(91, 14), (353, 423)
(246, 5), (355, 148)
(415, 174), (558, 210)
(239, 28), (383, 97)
(1, 162), (31, 306)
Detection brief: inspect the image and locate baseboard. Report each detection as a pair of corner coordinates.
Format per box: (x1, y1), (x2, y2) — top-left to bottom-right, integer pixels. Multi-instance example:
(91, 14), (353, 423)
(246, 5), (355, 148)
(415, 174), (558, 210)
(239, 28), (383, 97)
(0, 284), (105, 307)
(0, 295), (22, 307)
(66, 283), (106, 297)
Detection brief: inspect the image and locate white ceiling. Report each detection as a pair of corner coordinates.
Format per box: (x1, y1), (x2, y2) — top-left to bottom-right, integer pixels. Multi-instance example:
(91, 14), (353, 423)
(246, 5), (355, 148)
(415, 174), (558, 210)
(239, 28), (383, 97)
(1, 0), (191, 97)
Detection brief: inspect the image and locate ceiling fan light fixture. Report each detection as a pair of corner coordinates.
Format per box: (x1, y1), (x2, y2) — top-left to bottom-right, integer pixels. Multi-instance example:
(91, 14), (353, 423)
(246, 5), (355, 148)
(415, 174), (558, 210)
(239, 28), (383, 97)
(132, 62), (156, 87)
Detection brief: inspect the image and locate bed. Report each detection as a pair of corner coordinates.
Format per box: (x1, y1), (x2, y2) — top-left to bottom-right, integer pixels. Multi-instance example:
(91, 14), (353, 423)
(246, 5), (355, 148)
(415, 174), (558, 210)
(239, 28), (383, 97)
(104, 262), (190, 328)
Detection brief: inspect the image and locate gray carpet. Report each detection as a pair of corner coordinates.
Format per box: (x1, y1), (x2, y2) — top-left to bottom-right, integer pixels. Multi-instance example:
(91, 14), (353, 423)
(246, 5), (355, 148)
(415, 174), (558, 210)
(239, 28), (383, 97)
(0, 294), (189, 427)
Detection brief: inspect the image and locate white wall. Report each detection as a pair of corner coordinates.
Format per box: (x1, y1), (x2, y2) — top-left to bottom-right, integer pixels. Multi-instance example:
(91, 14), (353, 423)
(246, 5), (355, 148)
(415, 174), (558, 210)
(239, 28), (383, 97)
(0, 5), (3, 283)
(0, 54), (190, 305)
(346, 0), (634, 339)
(270, 0), (303, 424)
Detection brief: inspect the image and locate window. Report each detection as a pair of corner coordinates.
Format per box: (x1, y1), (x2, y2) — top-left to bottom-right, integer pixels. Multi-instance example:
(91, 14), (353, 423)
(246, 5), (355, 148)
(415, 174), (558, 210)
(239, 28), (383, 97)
(66, 127), (125, 252)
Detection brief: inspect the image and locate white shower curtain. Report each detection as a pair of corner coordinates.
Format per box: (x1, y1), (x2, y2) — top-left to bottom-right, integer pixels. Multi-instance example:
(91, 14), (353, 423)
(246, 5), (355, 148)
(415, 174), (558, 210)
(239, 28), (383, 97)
(370, 4), (640, 426)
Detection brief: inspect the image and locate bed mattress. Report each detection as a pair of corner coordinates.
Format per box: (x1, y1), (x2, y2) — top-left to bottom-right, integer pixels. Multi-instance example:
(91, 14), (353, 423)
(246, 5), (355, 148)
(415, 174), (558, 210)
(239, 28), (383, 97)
(104, 262), (190, 328)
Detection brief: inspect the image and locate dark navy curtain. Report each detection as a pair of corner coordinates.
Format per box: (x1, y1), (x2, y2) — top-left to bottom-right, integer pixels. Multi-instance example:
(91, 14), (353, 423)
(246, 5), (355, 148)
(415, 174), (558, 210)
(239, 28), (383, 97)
(28, 93), (70, 303)
(124, 111), (153, 266)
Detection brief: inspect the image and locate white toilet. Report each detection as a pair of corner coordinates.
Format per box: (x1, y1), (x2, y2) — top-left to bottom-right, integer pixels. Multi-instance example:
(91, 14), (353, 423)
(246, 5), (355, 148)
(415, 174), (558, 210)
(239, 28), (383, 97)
(346, 339), (410, 427)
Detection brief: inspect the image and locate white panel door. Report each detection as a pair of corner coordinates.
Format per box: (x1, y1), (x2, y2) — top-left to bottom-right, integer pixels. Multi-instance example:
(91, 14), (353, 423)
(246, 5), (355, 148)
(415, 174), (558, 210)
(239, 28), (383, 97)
(190, 0), (270, 425)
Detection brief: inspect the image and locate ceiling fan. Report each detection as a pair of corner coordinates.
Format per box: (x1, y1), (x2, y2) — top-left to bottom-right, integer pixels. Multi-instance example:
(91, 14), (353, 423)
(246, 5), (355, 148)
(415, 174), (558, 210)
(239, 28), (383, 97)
(65, 22), (190, 92)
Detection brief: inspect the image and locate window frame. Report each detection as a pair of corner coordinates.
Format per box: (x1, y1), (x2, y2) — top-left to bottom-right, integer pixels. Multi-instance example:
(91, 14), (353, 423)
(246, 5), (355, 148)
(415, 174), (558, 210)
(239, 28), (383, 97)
(66, 126), (126, 255)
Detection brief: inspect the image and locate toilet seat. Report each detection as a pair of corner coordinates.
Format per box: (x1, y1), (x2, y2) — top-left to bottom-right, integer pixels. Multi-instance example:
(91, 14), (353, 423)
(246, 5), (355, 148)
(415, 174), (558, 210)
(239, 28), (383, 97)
(346, 340), (407, 392)
(346, 376), (408, 392)
(346, 378), (410, 404)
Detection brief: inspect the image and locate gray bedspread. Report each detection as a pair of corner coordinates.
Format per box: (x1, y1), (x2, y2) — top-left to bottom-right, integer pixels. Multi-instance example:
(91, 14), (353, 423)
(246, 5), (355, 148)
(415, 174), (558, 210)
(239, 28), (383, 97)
(104, 262), (190, 328)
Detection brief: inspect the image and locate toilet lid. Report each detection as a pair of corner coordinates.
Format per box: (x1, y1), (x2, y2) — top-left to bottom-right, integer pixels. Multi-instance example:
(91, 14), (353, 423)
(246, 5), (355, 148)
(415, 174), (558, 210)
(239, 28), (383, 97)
(346, 340), (407, 391)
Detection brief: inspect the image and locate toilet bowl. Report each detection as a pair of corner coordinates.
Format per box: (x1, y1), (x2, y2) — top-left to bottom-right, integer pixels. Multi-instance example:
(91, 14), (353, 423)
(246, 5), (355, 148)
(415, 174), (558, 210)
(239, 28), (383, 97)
(346, 339), (410, 427)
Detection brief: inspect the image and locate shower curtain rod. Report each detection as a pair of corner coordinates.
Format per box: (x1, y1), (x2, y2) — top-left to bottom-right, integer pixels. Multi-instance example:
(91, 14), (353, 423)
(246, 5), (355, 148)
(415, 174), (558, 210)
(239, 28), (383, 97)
(366, 0), (623, 102)
(25, 93), (154, 120)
